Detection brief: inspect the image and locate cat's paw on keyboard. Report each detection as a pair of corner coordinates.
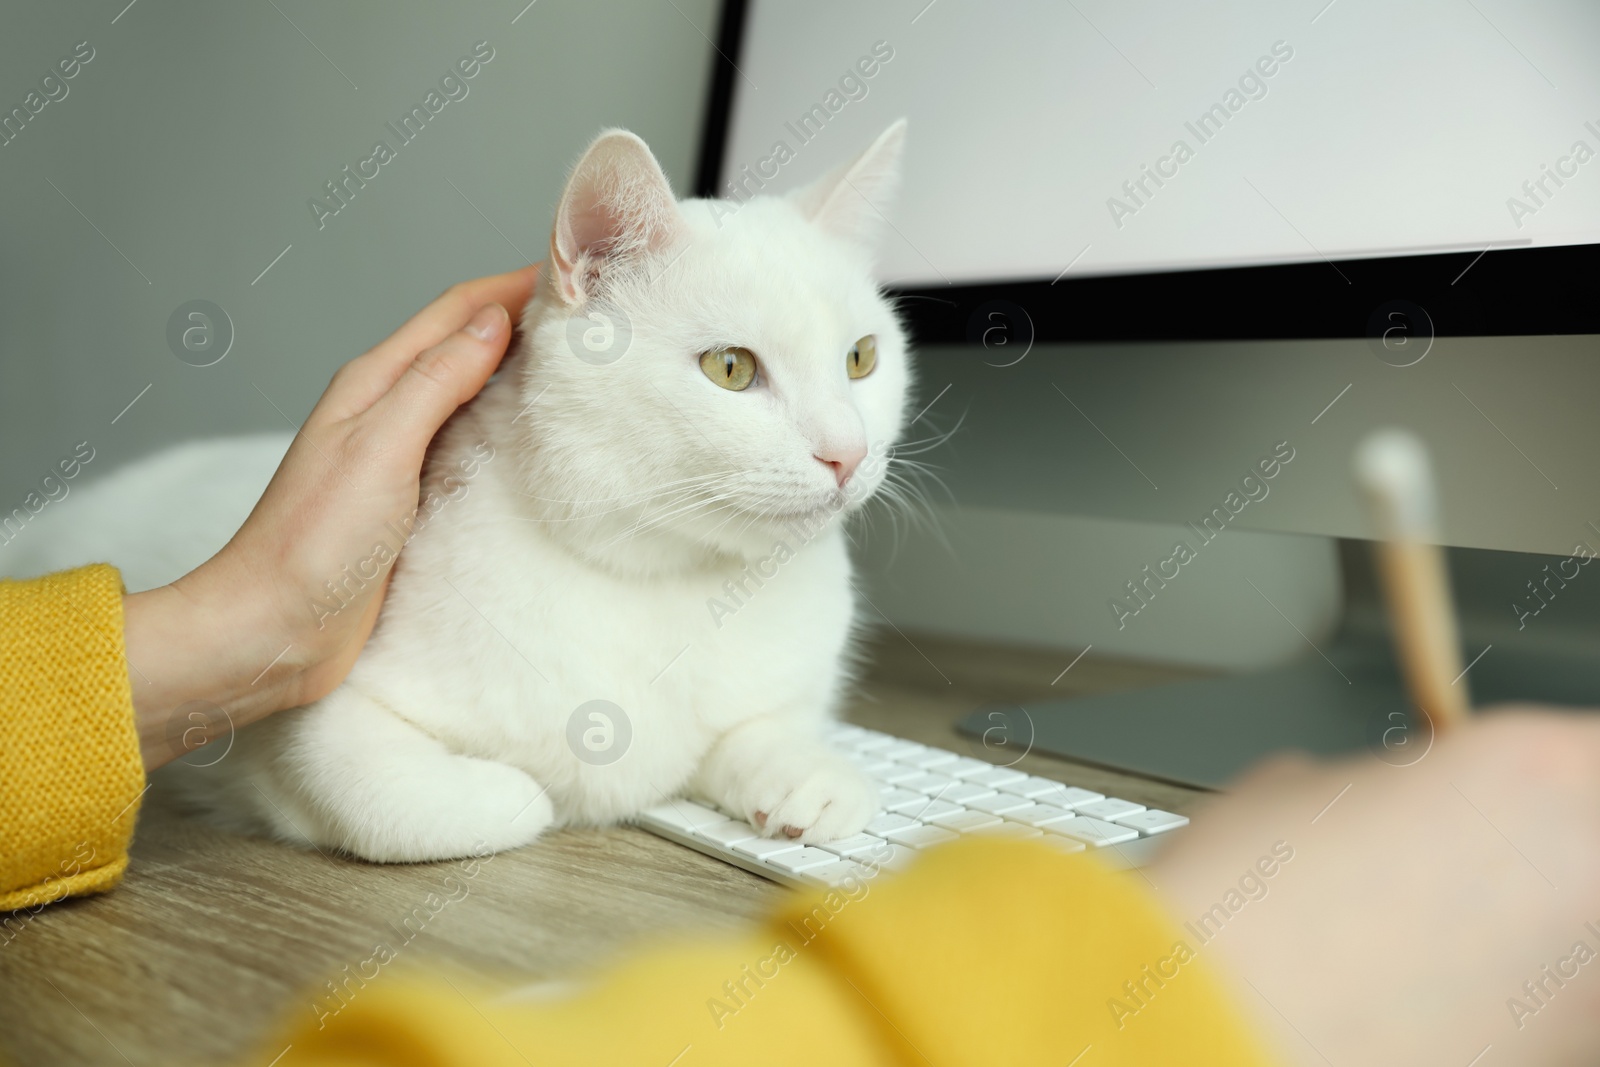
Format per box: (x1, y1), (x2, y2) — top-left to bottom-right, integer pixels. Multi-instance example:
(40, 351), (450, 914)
(741, 755), (879, 844)
(642, 725), (1191, 888)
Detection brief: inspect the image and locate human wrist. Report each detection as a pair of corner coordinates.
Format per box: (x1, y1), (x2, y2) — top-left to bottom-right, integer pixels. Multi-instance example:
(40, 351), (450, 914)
(123, 559), (293, 769)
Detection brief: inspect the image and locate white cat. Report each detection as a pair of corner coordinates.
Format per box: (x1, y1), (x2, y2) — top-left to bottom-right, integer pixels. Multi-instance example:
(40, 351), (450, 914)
(11, 121), (916, 863)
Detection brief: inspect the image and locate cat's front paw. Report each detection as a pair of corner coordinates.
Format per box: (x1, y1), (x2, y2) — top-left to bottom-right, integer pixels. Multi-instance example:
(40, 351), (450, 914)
(745, 754), (879, 844)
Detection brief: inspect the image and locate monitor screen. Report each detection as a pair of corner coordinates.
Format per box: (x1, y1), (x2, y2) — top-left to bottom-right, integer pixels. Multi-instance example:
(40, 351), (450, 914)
(714, 0), (1600, 289)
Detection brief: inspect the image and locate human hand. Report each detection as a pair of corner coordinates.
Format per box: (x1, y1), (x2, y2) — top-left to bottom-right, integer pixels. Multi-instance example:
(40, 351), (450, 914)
(124, 265), (541, 770)
(1150, 706), (1600, 1067)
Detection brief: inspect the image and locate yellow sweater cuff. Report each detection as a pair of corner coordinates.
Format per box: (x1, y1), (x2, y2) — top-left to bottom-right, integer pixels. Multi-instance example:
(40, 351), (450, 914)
(0, 564), (144, 914)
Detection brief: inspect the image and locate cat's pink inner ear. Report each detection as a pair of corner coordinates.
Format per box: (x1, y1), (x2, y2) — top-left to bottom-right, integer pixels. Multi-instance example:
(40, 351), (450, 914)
(550, 129), (683, 305)
(791, 118), (907, 250)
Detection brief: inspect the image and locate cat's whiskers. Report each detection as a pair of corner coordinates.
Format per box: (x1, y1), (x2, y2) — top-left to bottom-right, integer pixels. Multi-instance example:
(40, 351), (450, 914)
(594, 472), (755, 551)
(885, 455), (952, 510)
(662, 430), (959, 560)
(691, 490), (801, 549)
(588, 485), (728, 544)
(621, 481), (742, 536)
(860, 452), (954, 562)
(599, 496), (742, 553)
(707, 502), (779, 547)
(887, 408), (967, 458)
(510, 469), (740, 510)
(507, 470), (746, 526)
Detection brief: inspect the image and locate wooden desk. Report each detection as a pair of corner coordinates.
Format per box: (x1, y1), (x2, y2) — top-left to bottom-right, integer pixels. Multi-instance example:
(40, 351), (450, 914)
(0, 635), (1211, 1066)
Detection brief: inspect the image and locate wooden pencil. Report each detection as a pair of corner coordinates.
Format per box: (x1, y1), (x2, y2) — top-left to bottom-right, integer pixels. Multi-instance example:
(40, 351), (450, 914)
(1353, 430), (1471, 732)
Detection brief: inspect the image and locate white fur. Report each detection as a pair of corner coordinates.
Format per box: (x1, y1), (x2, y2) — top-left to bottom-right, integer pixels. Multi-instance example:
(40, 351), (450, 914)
(16, 122), (916, 863)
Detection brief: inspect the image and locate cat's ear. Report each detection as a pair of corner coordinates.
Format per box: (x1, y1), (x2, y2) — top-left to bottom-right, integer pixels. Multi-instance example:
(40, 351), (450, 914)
(789, 118), (907, 251)
(549, 129), (684, 305)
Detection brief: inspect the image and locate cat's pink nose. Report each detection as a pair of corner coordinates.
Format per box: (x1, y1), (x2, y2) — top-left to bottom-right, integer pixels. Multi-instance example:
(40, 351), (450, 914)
(816, 445), (867, 488)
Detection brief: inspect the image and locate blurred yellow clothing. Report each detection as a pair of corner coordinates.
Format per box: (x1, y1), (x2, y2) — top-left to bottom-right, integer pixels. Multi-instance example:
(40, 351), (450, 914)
(0, 564), (144, 914)
(0, 565), (1276, 1065)
(273, 837), (1278, 1066)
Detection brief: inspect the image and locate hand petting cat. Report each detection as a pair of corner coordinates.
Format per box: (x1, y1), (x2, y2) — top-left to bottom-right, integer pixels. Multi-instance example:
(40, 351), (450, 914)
(123, 264), (542, 771)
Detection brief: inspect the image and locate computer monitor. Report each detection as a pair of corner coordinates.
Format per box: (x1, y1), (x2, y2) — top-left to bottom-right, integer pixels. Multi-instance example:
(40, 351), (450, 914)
(696, 0), (1600, 785)
(701, 0), (1600, 336)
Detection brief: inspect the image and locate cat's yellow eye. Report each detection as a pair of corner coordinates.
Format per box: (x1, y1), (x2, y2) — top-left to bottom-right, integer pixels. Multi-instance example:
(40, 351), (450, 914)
(847, 335), (877, 380)
(700, 345), (757, 391)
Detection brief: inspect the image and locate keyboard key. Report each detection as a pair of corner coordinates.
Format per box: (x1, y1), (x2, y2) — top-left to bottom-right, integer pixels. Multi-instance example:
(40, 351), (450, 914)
(882, 824), (959, 849)
(963, 767), (1029, 789)
(863, 843), (917, 872)
(866, 813), (919, 836)
(876, 765), (926, 785)
(900, 773), (961, 796)
(909, 749), (960, 770)
(697, 820), (761, 847)
(1003, 804), (1077, 829)
(896, 798), (964, 821)
(939, 782), (1000, 805)
(1049, 816), (1140, 847)
(943, 757), (1001, 779)
(1114, 809), (1190, 835)
(858, 761), (900, 779)
(963, 793), (1034, 816)
(972, 821), (1043, 840)
(1075, 798), (1147, 822)
(768, 847), (844, 874)
(641, 801), (725, 833)
(804, 860), (876, 887)
(884, 793), (935, 815)
(816, 833), (887, 859)
(878, 788), (925, 811)
(998, 776), (1078, 799)
(927, 809), (1004, 833)
(848, 841), (898, 867)
(884, 743), (939, 763)
(1029, 785), (1108, 811)
(1040, 833), (1088, 854)
(854, 734), (898, 753)
(732, 837), (807, 860)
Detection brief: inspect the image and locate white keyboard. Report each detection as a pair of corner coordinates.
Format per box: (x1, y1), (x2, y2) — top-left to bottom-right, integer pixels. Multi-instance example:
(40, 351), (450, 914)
(635, 723), (1190, 889)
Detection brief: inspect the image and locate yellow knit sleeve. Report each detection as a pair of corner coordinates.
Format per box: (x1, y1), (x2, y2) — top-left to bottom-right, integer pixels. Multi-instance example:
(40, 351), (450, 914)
(768, 837), (1279, 1066)
(264, 839), (1279, 1066)
(0, 564), (145, 914)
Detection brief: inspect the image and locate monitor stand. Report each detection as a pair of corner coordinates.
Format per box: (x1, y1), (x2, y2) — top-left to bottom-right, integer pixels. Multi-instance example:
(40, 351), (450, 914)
(956, 634), (1600, 790)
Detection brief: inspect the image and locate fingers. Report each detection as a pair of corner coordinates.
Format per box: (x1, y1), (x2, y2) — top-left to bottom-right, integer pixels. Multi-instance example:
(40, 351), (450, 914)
(369, 264), (542, 379)
(320, 264), (542, 419)
(363, 302), (512, 459)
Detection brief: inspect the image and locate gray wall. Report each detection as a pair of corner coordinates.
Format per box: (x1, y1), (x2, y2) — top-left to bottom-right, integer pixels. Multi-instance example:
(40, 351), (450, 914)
(0, 0), (719, 503)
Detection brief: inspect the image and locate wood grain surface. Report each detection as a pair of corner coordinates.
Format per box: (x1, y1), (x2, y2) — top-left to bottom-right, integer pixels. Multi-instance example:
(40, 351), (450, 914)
(0, 633), (1212, 1066)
